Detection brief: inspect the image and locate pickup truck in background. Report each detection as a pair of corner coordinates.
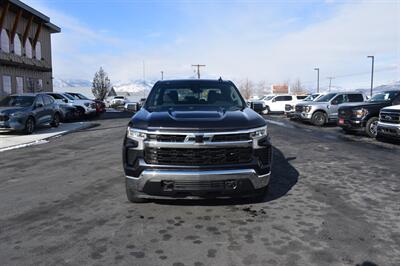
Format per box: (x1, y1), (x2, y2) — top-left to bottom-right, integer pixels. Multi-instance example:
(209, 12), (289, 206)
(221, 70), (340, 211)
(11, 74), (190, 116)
(337, 90), (400, 137)
(294, 92), (367, 126)
(377, 104), (400, 140)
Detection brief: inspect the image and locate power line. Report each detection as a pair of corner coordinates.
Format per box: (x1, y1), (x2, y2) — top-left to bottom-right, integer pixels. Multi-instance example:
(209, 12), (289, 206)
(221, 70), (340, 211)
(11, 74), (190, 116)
(192, 64), (206, 79)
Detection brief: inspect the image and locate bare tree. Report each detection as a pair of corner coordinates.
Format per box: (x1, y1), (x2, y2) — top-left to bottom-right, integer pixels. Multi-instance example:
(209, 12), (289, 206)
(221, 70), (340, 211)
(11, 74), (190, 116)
(92, 67), (111, 101)
(239, 79), (254, 100)
(291, 78), (308, 95)
(256, 80), (269, 96)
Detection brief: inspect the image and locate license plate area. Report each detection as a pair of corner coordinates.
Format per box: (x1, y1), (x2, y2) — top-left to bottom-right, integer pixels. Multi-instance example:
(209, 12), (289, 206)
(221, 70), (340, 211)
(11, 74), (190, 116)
(338, 118), (345, 125)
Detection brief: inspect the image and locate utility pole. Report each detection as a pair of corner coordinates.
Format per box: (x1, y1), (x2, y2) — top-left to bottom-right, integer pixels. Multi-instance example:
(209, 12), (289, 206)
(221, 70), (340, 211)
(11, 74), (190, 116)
(314, 68), (320, 93)
(192, 64), (206, 79)
(161, 71), (164, 80)
(367, 56), (374, 97)
(327, 77), (335, 92)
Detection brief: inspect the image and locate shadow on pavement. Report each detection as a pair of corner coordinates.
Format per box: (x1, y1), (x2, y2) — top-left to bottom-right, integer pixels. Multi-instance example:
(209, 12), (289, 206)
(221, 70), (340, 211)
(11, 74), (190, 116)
(356, 262), (378, 266)
(152, 146), (299, 206)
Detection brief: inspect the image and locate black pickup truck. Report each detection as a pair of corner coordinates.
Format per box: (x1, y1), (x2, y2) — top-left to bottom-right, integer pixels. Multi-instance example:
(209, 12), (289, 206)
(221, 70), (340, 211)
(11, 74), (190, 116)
(122, 79), (272, 202)
(337, 90), (400, 137)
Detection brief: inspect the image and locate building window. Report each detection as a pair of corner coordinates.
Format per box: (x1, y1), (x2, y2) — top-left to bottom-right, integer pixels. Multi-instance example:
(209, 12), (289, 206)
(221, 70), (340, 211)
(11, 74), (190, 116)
(16, 77), (24, 94)
(2, 76), (12, 95)
(0, 29), (10, 53)
(25, 39), (32, 58)
(35, 41), (42, 60)
(36, 79), (43, 91)
(13, 34), (22, 56)
(26, 78), (35, 93)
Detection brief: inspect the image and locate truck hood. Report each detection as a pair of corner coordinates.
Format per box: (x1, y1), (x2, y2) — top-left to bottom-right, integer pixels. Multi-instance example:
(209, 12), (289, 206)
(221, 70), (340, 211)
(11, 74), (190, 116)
(0, 106), (29, 115)
(130, 107), (266, 131)
(296, 101), (328, 106)
(381, 104), (400, 112)
(338, 101), (390, 110)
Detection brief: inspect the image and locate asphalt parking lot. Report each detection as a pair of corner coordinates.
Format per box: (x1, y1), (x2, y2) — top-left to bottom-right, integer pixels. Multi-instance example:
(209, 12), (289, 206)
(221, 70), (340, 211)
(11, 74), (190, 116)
(0, 113), (399, 266)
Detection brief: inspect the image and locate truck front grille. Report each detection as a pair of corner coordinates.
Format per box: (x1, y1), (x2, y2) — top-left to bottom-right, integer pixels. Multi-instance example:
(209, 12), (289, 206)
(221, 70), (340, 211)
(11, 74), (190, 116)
(285, 104), (294, 112)
(145, 147), (252, 165)
(339, 109), (352, 118)
(147, 133), (250, 143)
(148, 134), (186, 142)
(380, 111), (400, 124)
(295, 106), (303, 112)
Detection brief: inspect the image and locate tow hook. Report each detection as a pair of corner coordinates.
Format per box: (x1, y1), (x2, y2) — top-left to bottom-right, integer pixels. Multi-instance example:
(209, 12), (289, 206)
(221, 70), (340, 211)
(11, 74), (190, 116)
(225, 180), (238, 190)
(162, 181), (174, 191)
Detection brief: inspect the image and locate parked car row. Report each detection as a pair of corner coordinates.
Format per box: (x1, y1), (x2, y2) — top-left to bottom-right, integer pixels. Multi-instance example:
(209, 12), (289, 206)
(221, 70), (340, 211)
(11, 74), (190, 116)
(277, 90), (400, 141)
(105, 96), (147, 112)
(0, 92), (106, 134)
(249, 94), (308, 114)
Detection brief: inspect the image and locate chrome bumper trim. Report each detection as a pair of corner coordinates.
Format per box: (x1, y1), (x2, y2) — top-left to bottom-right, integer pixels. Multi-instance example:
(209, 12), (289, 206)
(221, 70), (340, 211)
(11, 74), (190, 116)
(144, 140), (253, 148)
(126, 169), (270, 190)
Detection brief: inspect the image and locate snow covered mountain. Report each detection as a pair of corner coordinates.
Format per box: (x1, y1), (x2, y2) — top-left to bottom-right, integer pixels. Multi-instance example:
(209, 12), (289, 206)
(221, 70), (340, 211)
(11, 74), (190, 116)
(355, 80), (400, 95)
(53, 78), (153, 99)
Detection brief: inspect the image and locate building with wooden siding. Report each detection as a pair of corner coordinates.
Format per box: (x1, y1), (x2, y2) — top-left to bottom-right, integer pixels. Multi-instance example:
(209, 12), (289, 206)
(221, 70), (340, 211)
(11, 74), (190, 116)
(0, 0), (60, 96)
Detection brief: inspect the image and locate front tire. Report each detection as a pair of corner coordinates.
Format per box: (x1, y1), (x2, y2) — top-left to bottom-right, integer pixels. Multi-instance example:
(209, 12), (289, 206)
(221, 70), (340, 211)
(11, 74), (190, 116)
(126, 180), (148, 203)
(51, 113), (60, 127)
(311, 111), (327, 126)
(24, 117), (35, 134)
(76, 107), (85, 119)
(365, 117), (378, 138)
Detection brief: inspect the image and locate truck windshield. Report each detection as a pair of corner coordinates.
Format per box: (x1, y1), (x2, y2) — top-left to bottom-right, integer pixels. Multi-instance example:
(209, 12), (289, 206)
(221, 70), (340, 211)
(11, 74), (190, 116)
(145, 82), (246, 111)
(315, 93), (336, 102)
(0, 96), (35, 107)
(368, 91), (398, 102)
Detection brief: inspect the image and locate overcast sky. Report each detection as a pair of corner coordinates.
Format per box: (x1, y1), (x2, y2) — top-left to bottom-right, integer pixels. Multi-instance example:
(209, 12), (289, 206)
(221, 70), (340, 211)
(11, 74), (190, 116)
(26, 0), (400, 91)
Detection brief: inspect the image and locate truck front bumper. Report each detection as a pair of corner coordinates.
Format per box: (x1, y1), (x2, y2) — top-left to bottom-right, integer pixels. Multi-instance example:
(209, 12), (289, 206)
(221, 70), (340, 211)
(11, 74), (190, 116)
(126, 168), (270, 199)
(377, 122), (400, 139)
(294, 112), (312, 120)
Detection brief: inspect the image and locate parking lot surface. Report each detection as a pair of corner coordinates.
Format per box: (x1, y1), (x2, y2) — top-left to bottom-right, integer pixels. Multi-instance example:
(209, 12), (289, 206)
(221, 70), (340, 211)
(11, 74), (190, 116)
(0, 113), (399, 266)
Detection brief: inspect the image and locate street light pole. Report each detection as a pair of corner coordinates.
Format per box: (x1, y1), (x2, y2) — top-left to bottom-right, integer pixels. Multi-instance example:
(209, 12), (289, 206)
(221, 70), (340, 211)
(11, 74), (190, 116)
(367, 56), (374, 97)
(161, 71), (164, 80)
(314, 68), (320, 93)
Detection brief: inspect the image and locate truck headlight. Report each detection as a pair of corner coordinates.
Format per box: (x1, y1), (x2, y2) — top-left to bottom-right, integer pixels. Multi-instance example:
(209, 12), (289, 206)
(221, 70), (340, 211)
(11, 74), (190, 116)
(353, 108), (368, 118)
(250, 126), (268, 139)
(84, 102), (90, 107)
(127, 127), (146, 140)
(304, 106), (312, 113)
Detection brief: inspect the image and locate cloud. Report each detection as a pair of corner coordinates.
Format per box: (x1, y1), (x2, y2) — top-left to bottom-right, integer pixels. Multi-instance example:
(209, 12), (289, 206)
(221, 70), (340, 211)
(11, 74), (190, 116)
(25, 1), (399, 90)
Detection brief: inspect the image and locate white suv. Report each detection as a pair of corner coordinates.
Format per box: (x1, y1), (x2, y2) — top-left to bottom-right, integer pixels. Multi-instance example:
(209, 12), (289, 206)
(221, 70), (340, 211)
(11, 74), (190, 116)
(64, 92), (97, 117)
(263, 95), (305, 114)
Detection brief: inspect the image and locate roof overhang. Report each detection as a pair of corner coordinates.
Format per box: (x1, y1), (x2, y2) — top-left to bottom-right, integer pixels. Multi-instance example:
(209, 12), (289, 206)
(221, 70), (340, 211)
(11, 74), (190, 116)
(6, 0), (61, 33)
